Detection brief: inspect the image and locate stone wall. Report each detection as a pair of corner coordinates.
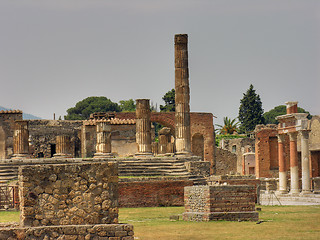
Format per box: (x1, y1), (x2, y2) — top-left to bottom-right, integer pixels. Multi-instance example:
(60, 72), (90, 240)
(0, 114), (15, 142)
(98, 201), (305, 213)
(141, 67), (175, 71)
(183, 185), (258, 221)
(219, 137), (255, 174)
(19, 162), (119, 227)
(28, 120), (83, 158)
(119, 177), (193, 207)
(0, 224), (134, 240)
(215, 148), (237, 175)
(0, 111), (23, 159)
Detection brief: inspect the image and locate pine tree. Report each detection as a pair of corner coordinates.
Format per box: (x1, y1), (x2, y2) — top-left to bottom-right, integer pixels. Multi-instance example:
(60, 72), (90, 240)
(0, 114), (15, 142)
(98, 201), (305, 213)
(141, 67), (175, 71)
(238, 84), (265, 133)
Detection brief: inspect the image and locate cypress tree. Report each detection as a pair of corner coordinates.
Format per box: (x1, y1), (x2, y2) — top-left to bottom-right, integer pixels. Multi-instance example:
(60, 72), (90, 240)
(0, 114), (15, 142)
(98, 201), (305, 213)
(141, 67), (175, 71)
(238, 84), (265, 133)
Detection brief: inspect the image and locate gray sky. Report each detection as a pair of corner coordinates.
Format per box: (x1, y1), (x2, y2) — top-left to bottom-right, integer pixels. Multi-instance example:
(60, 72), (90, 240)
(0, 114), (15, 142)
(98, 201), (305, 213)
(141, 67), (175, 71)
(1, 0), (319, 126)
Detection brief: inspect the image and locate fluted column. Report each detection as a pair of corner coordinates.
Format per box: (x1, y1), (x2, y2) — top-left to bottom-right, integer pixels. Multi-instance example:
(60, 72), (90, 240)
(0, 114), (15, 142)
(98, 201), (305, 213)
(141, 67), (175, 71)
(174, 34), (191, 155)
(94, 120), (113, 158)
(289, 132), (299, 194)
(12, 120), (29, 159)
(300, 130), (311, 194)
(135, 99), (152, 156)
(158, 127), (171, 155)
(53, 135), (71, 158)
(277, 134), (287, 193)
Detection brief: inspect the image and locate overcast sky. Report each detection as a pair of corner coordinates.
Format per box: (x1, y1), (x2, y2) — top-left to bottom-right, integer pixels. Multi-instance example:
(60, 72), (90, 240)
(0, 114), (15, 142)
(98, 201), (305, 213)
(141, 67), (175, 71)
(1, 0), (319, 125)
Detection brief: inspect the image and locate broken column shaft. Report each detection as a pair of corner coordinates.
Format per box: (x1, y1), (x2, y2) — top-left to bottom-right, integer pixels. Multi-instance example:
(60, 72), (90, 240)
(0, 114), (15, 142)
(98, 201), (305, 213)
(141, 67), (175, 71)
(94, 120), (113, 158)
(54, 135), (71, 158)
(174, 34), (191, 155)
(135, 99), (152, 156)
(12, 120), (29, 159)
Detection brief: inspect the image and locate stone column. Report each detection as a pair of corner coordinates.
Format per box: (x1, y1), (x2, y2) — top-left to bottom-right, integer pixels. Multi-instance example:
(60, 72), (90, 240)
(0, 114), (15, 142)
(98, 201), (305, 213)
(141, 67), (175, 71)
(174, 34), (191, 155)
(288, 132), (299, 194)
(94, 120), (113, 158)
(135, 99), (152, 156)
(277, 134), (287, 193)
(300, 130), (311, 194)
(53, 135), (71, 158)
(12, 120), (29, 159)
(158, 127), (171, 155)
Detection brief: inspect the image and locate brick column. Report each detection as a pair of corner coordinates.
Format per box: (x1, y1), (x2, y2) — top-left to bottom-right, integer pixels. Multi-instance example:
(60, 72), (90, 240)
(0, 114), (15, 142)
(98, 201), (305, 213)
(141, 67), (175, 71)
(94, 120), (113, 158)
(12, 120), (29, 159)
(135, 99), (152, 156)
(300, 130), (311, 194)
(277, 134), (287, 193)
(286, 101), (298, 114)
(53, 135), (71, 158)
(288, 132), (299, 194)
(174, 34), (191, 155)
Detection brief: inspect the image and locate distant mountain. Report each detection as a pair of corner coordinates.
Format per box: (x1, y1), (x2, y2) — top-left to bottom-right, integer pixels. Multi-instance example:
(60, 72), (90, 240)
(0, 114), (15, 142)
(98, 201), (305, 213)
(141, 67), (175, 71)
(0, 106), (41, 120)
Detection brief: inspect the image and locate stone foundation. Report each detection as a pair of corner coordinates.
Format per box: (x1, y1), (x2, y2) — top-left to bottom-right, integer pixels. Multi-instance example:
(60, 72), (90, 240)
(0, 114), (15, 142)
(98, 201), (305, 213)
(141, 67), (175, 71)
(183, 185), (258, 221)
(0, 224), (134, 240)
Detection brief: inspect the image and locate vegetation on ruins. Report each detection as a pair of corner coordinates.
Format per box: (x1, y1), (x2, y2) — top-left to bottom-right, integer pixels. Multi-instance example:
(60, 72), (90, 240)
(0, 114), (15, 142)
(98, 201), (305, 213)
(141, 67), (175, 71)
(160, 89), (175, 112)
(215, 134), (246, 146)
(216, 117), (239, 135)
(119, 99), (136, 112)
(238, 84), (265, 133)
(264, 105), (311, 124)
(64, 96), (121, 120)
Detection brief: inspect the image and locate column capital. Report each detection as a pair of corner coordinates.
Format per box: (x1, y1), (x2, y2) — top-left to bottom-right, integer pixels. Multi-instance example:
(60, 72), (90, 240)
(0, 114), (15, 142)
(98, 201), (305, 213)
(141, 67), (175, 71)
(277, 134), (285, 143)
(288, 131), (298, 141)
(300, 130), (310, 140)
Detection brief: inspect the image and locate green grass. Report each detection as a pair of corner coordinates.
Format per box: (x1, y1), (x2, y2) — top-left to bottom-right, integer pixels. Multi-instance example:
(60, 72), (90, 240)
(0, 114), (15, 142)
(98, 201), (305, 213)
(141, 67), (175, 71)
(119, 205), (320, 240)
(1, 206), (319, 240)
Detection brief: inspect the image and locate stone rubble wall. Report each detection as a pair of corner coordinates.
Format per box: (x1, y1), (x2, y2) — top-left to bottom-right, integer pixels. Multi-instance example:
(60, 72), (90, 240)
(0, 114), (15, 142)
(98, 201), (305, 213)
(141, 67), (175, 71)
(215, 148), (237, 175)
(19, 162), (119, 227)
(0, 224), (134, 240)
(183, 185), (258, 221)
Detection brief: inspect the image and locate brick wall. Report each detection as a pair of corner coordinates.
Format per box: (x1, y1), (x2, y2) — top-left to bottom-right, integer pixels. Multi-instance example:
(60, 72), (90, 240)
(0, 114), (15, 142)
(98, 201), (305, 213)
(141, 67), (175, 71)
(119, 177), (193, 207)
(183, 185), (258, 221)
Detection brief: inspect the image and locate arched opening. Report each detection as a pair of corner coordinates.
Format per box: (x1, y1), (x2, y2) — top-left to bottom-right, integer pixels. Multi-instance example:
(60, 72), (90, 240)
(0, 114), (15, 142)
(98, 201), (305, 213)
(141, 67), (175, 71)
(192, 133), (204, 160)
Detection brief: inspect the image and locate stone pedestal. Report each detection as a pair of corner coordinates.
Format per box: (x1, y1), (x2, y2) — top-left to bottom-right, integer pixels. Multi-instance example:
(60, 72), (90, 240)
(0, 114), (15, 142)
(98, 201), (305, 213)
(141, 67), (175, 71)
(135, 99), (153, 156)
(53, 135), (71, 158)
(289, 132), (299, 195)
(174, 34), (191, 156)
(277, 134), (287, 193)
(301, 130), (311, 194)
(12, 120), (29, 159)
(94, 121), (113, 158)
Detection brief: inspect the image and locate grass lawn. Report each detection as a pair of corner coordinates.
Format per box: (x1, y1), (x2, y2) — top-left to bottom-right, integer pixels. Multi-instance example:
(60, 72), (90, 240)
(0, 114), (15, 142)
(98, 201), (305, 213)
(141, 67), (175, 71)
(1, 206), (319, 240)
(119, 205), (320, 240)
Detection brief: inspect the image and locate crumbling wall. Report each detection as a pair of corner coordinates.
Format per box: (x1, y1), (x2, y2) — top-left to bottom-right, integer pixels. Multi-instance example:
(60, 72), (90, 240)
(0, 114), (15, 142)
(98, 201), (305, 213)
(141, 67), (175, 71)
(19, 162), (119, 227)
(215, 147), (237, 175)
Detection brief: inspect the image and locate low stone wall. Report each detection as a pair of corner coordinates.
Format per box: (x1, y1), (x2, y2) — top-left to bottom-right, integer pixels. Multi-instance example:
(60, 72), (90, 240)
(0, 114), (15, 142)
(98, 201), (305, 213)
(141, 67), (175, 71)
(119, 177), (193, 207)
(183, 185), (258, 221)
(0, 224), (134, 240)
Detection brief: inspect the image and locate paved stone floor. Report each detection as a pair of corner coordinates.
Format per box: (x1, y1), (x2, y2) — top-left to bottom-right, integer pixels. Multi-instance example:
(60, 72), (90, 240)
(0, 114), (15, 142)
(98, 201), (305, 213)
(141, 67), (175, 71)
(260, 191), (320, 205)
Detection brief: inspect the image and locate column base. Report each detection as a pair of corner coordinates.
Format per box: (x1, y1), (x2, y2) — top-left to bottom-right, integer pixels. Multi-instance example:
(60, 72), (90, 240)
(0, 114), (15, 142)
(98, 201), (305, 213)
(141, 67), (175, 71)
(175, 151), (192, 157)
(11, 154), (29, 159)
(300, 190), (312, 195)
(289, 189), (300, 196)
(93, 153), (114, 159)
(276, 190), (288, 195)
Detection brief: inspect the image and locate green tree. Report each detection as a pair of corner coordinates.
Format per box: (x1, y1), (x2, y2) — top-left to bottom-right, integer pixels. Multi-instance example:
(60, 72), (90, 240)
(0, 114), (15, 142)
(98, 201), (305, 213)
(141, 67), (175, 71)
(160, 89), (175, 112)
(216, 117), (239, 135)
(65, 96), (120, 120)
(119, 99), (136, 112)
(264, 105), (311, 124)
(238, 84), (265, 133)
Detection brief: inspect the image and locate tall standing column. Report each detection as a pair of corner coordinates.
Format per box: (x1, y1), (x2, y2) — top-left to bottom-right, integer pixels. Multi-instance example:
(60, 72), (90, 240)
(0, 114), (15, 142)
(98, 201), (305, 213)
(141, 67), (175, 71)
(300, 130), (311, 194)
(278, 134), (287, 193)
(94, 120), (113, 158)
(135, 99), (152, 156)
(288, 132), (299, 194)
(54, 135), (71, 158)
(174, 34), (191, 155)
(12, 120), (29, 159)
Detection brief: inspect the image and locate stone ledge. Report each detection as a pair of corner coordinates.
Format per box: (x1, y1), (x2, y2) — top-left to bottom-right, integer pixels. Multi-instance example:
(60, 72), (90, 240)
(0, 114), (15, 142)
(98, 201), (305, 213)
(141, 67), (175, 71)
(182, 212), (259, 222)
(0, 224), (134, 239)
